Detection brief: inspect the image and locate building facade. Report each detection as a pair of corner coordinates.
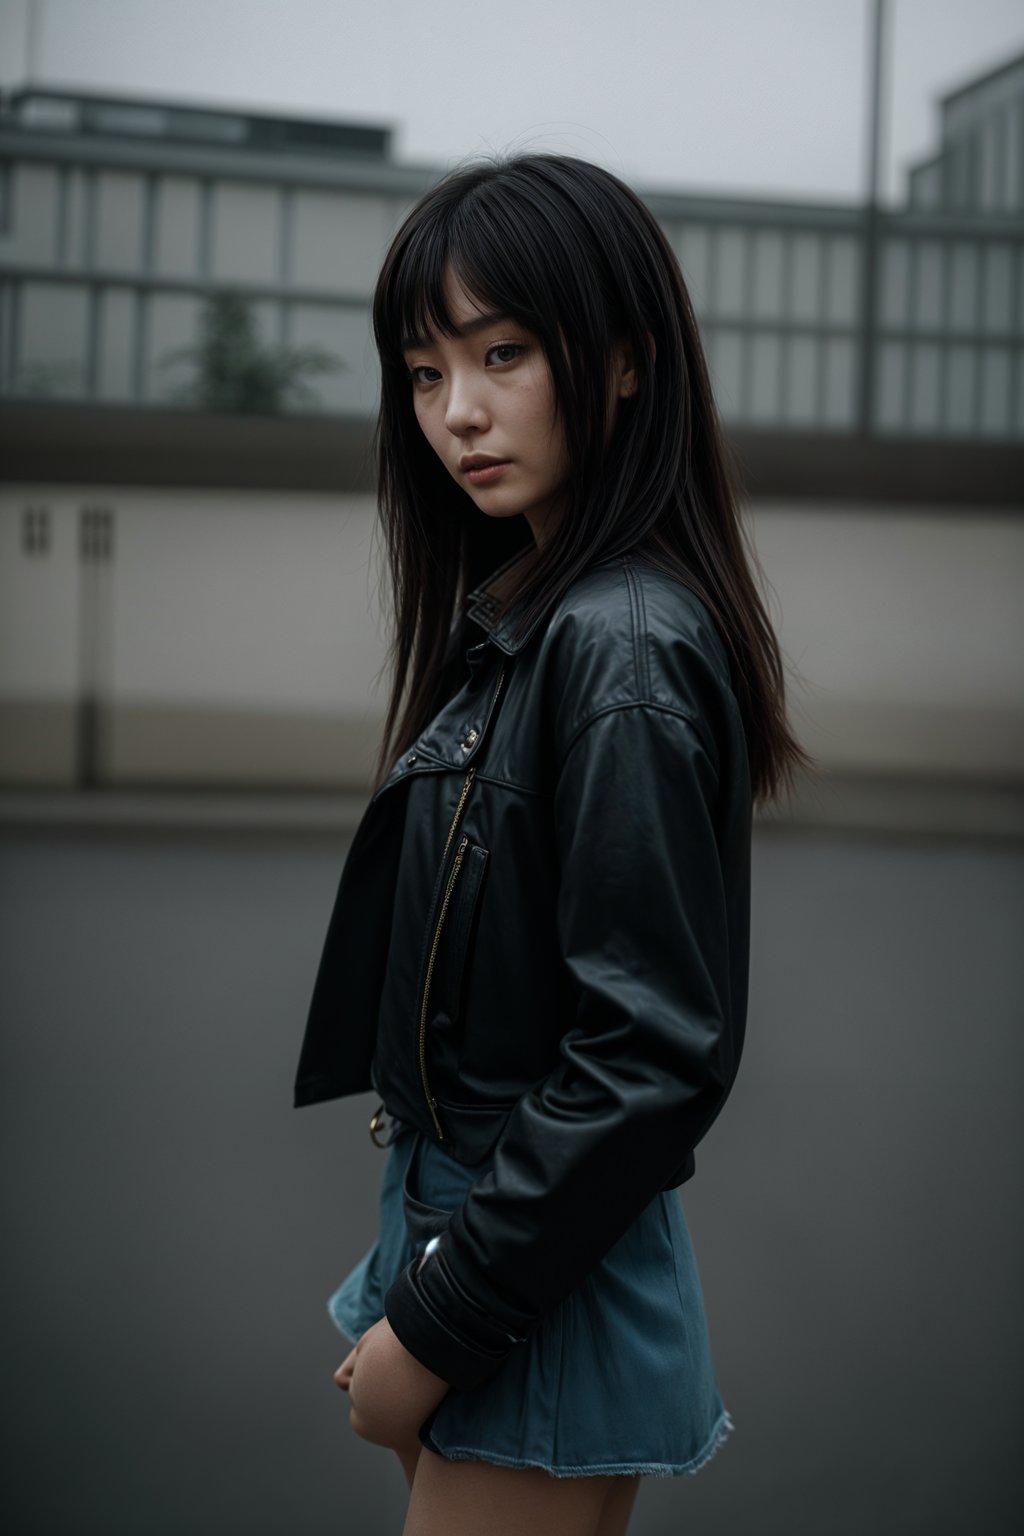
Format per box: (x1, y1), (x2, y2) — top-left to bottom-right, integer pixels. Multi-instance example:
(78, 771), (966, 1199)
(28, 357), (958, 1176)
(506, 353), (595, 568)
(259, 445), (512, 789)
(1, 82), (1022, 831)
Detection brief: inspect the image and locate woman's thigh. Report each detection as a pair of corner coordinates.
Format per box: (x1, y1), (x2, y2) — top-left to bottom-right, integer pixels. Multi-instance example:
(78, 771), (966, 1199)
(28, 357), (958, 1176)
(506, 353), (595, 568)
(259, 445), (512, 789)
(402, 1446), (641, 1536)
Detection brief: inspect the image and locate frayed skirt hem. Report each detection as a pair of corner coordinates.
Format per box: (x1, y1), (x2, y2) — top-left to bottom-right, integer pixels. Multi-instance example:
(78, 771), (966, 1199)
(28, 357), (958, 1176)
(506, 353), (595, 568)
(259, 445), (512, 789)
(421, 1406), (735, 1480)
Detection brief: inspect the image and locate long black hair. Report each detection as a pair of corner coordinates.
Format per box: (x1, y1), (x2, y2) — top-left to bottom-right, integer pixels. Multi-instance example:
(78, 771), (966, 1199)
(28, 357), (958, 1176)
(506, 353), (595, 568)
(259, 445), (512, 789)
(368, 151), (813, 804)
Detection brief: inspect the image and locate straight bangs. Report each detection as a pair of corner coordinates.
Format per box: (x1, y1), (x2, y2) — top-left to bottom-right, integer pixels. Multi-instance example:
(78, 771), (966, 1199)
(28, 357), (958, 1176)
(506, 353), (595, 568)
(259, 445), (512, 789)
(373, 171), (617, 473)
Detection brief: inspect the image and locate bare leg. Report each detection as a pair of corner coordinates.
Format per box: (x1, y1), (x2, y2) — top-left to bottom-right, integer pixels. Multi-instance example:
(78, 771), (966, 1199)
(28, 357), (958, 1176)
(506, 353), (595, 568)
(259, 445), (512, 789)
(402, 1446), (642, 1536)
(395, 1440), (422, 1492)
(593, 1474), (641, 1536)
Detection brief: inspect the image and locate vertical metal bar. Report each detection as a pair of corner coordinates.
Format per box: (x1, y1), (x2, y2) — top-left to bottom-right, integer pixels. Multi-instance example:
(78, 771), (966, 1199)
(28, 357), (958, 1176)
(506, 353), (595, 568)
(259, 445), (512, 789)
(903, 235), (917, 430)
(856, 0), (888, 438)
(131, 282), (147, 401)
(938, 228), (951, 434)
(131, 171), (157, 404)
(85, 282), (100, 401)
(971, 233), (984, 434)
(278, 182), (292, 351)
(739, 227), (752, 422)
(83, 166), (96, 267)
(199, 176), (213, 278)
(1008, 239), (1021, 436)
(56, 161), (69, 264)
(780, 228), (794, 424)
(814, 231), (827, 428)
(142, 171), (157, 272)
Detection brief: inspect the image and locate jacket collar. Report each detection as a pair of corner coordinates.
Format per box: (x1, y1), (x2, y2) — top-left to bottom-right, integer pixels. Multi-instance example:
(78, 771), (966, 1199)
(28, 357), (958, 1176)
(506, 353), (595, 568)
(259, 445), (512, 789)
(465, 548), (628, 657)
(464, 548), (546, 657)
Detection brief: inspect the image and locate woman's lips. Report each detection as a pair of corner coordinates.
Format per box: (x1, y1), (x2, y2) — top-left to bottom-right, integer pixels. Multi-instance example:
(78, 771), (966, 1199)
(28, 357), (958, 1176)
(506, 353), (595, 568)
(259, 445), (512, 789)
(466, 461), (511, 485)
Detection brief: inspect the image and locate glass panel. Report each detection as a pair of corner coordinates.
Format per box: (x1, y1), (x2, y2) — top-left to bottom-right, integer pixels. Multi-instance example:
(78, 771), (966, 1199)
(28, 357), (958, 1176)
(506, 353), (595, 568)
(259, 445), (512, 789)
(287, 302), (376, 414)
(822, 337), (855, 426)
(97, 286), (137, 402)
(1008, 102), (1023, 216)
(19, 96), (78, 131)
(749, 333), (782, 423)
(789, 233), (823, 323)
(91, 104), (165, 137)
(94, 170), (144, 274)
(783, 334), (818, 425)
(146, 292), (203, 405)
(945, 344), (977, 434)
(911, 240), (943, 332)
(909, 341), (941, 432)
(291, 189), (394, 293)
(980, 244), (1012, 337)
(63, 168), (92, 267)
(948, 241), (978, 335)
(979, 347), (1011, 436)
(154, 176), (201, 278)
(875, 341), (906, 430)
(879, 238), (909, 329)
(824, 236), (858, 326)
(210, 180), (280, 285)
(7, 163), (59, 263)
(708, 328), (743, 419)
(16, 281), (89, 398)
(750, 229), (784, 320)
(711, 228), (746, 320)
(674, 223), (711, 313)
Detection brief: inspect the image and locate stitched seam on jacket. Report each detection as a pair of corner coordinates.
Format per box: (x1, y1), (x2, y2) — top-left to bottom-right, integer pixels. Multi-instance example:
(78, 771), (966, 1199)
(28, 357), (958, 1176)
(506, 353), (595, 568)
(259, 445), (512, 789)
(623, 559), (652, 700)
(473, 770), (543, 798)
(557, 700), (720, 779)
(622, 560), (643, 701)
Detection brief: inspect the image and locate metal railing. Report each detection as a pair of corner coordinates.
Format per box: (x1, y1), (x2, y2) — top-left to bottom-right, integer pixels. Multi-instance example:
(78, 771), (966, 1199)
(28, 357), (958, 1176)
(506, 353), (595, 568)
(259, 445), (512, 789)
(1, 146), (1022, 439)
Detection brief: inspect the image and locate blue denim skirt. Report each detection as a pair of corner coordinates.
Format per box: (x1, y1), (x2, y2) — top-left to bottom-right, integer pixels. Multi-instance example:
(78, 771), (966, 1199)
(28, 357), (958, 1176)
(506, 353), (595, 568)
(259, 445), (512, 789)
(328, 1115), (733, 1478)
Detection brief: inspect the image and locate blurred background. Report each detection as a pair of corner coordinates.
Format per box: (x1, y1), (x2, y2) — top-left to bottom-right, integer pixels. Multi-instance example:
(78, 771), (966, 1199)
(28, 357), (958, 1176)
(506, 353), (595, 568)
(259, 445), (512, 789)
(0, 1), (1022, 1532)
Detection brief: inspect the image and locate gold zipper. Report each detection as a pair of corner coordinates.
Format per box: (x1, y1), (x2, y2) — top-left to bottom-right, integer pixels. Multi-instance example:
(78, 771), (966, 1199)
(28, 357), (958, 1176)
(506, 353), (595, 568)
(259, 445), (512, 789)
(418, 832), (470, 1140)
(418, 661), (507, 1138)
(370, 660), (507, 1146)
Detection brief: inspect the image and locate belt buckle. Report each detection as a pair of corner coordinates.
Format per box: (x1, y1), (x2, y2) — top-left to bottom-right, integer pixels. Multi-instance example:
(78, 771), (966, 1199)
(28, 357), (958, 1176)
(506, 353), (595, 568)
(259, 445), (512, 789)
(368, 1100), (390, 1147)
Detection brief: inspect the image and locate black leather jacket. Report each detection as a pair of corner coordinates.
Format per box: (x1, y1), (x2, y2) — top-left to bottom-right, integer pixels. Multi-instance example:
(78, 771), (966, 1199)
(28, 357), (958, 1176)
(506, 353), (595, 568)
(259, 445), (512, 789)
(294, 550), (752, 1390)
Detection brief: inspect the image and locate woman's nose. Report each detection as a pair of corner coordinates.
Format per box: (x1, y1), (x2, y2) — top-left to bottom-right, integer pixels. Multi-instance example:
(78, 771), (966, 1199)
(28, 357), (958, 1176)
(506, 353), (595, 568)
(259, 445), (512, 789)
(444, 375), (489, 436)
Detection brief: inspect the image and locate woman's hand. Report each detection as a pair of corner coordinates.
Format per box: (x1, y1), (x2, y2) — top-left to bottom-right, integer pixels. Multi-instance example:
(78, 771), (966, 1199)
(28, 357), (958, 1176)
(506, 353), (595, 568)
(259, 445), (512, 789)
(334, 1315), (452, 1448)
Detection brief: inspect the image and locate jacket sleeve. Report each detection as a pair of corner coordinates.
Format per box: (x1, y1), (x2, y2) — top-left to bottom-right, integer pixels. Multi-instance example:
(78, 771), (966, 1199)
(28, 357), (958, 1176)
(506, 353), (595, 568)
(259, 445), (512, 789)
(384, 699), (742, 1389)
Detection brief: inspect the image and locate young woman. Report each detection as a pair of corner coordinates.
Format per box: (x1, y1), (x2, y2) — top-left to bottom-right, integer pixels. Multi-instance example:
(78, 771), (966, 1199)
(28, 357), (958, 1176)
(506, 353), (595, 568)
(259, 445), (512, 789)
(293, 152), (812, 1536)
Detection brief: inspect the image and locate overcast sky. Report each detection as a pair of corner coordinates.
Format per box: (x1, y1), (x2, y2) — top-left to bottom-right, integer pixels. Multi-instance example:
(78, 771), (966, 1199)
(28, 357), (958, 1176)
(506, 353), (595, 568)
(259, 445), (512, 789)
(1, 0), (1022, 205)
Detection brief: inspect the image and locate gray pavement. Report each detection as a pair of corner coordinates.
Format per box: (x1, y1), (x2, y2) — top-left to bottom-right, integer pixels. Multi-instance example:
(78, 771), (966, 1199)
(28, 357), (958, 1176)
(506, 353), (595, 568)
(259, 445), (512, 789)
(1, 812), (1021, 1535)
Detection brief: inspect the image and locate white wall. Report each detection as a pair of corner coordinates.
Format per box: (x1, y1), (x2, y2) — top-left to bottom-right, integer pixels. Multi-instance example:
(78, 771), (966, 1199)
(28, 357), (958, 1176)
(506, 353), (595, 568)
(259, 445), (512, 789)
(0, 484), (388, 712)
(1, 482), (1022, 783)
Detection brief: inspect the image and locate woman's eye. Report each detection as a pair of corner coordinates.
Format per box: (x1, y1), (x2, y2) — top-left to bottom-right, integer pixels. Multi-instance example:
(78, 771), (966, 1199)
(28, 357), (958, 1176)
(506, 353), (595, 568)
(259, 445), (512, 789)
(407, 364), (441, 385)
(487, 343), (524, 366)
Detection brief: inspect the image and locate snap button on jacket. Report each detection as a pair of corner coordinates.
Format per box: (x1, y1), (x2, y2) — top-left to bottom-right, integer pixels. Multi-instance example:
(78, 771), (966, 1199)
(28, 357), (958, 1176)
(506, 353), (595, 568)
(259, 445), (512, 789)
(294, 552), (752, 1389)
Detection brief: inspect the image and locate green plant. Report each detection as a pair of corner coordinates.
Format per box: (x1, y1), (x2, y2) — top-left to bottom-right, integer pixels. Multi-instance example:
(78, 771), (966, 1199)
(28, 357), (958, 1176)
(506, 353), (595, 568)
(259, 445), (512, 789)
(156, 290), (344, 413)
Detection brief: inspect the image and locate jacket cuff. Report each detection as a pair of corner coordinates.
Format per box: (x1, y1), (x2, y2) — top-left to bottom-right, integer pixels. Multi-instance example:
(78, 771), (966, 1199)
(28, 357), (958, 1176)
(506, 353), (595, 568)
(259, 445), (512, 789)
(384, 1246), (529, 1391)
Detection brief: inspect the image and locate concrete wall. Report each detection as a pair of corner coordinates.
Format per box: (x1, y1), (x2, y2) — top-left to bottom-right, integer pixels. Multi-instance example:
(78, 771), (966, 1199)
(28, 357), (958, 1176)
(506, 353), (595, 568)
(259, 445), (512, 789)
(2, 482), (1022, 818)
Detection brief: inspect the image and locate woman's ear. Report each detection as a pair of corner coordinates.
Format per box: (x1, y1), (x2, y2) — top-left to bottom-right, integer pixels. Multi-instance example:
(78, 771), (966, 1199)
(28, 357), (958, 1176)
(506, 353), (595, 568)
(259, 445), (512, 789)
(615, 331), (656, 399)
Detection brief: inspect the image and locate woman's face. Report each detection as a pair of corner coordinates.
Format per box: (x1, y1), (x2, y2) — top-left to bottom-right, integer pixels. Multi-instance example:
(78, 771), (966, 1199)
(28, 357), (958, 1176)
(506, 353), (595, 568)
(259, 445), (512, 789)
(401, 265), (571, 549)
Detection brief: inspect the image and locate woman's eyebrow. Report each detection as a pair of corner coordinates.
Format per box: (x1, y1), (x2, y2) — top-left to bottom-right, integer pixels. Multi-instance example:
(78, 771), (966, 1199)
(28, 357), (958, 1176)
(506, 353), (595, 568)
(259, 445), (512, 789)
(400, 311), (514, 351)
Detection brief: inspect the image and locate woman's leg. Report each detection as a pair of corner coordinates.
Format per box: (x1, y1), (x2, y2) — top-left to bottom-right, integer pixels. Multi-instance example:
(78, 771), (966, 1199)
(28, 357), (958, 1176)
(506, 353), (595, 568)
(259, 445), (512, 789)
(593, 1474), (641, 1536)
(395, 1441), (422, 1491)
(402, 1447), (642, 1536)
